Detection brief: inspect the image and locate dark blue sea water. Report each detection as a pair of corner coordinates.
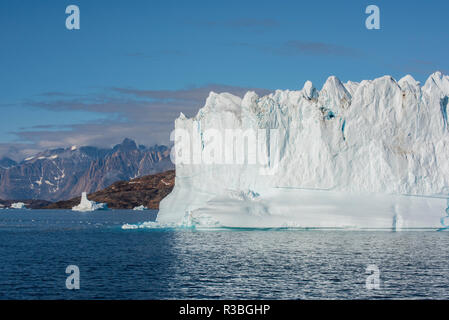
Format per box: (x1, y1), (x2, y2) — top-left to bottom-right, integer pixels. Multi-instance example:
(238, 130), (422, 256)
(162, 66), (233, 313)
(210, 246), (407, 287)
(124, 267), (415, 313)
(1, 209), (449, 299)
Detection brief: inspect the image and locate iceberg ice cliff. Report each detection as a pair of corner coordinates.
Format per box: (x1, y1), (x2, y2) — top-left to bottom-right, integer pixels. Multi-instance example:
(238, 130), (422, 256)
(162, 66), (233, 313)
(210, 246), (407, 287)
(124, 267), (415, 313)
(151, 73), (449, 230)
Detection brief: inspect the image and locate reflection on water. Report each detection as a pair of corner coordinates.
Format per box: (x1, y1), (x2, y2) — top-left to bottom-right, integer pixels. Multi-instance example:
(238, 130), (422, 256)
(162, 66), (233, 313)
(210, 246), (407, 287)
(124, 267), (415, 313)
(0, 210), (449, 299)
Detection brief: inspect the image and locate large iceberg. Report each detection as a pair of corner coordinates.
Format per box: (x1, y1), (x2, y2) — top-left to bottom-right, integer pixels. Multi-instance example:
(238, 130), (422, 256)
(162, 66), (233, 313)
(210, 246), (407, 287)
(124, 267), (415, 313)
(72, 192), (108, 212)
(153, 72), (449, 230)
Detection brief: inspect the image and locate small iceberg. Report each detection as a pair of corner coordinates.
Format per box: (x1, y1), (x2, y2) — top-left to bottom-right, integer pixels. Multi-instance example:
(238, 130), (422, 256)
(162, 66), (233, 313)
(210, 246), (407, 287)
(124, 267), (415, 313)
(122, 223), (139, 229)
(133, 205), (148, 211)
(10, 202), (27, 209)
(72, 192), (108, 212)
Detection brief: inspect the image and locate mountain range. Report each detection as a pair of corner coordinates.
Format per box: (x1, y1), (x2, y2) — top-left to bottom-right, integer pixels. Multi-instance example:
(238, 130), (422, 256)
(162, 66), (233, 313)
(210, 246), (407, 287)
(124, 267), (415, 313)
(0, 138), (173, 201)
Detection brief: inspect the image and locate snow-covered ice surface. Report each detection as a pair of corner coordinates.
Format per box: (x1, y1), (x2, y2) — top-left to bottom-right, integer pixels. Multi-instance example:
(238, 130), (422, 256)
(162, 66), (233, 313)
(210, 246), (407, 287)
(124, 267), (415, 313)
(72, 192), (108, 212)
(127, 72), (449, 230)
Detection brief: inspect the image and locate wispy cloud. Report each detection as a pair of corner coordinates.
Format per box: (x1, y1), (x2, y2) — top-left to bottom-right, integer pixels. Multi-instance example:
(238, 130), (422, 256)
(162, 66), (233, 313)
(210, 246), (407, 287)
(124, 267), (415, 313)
(1, 84), (271, 159)
(37, 91), (83, 98)
(187, 18), (279, 32)
(0, 143), (41, 162)
(276, 40), (360, 57)
(232, 40), (361, 58)
(124, 49), (186, 59)
(226, 18), (279, 29)
(113, 84), (270, 103)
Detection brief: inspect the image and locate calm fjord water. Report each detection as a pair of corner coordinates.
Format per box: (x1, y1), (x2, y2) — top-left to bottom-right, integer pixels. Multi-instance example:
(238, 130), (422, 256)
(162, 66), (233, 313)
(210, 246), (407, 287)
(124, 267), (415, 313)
(0, 210), (449, 299)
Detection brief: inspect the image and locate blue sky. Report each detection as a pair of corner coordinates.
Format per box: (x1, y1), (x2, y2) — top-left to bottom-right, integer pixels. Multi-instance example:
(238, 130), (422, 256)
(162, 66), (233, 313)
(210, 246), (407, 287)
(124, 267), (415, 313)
(0, 0), (448, 159)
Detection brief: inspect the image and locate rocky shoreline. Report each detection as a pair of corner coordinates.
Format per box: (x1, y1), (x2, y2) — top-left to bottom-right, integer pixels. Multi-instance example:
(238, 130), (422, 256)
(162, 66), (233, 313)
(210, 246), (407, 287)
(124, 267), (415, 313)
(0, 170), (175, 210)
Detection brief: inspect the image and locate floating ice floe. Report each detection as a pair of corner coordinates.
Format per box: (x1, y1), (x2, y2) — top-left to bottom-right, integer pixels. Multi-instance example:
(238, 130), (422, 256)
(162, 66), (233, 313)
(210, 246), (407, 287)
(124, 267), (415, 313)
(10, 202), (27, 209)
(133, 205), (148, 211)
(72, 192), (107, 212)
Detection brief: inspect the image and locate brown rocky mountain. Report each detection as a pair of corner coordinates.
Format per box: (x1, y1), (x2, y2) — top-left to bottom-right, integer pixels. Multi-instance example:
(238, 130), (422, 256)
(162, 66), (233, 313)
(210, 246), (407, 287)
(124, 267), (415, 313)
(0, 139), (173, 201)
(45, 170), (175, 210)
